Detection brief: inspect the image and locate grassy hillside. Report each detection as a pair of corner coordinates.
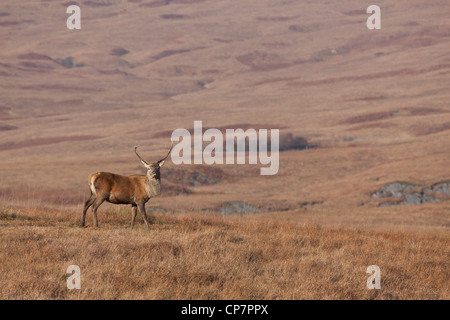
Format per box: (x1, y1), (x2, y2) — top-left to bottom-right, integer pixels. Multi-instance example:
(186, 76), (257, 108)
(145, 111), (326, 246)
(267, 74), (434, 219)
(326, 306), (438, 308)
(0, 207), (448, 300)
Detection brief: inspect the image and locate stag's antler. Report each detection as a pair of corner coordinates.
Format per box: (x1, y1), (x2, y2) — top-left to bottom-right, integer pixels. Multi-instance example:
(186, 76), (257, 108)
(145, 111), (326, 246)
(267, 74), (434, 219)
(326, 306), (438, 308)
(158, 142), (174, 164)
(134, 145), (149, 165)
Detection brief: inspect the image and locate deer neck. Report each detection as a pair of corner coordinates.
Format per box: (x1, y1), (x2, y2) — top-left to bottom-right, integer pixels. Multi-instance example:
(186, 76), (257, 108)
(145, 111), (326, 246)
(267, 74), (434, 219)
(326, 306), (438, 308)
(145, 172), (161, 197)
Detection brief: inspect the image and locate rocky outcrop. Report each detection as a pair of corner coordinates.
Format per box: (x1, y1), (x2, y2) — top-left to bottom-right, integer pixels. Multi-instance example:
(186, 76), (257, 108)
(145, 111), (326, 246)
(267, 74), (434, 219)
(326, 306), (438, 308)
(217, 202), (260, 215)
(371, 181), (450, 206)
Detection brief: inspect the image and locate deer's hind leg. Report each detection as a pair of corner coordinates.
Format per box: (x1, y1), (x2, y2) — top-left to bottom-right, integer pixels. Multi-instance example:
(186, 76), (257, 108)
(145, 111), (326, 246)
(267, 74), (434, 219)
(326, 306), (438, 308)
(82, 194), (96, 227)
(130, 204), (138, 229)
(91, 197), (106, 228)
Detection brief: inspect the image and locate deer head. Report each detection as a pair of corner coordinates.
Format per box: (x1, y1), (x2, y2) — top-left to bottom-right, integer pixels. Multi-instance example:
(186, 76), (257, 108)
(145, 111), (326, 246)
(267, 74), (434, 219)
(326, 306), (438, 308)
(135, 143), (173, 179)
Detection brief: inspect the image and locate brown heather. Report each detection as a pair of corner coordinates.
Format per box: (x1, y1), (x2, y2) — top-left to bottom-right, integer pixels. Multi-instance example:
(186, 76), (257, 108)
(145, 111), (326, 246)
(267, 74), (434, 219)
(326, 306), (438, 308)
(0, 207), (448, 300)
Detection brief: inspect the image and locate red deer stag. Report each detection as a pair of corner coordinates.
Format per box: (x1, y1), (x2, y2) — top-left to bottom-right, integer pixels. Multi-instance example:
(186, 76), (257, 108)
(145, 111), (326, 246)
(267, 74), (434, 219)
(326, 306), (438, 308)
(82, 143), (173, 230)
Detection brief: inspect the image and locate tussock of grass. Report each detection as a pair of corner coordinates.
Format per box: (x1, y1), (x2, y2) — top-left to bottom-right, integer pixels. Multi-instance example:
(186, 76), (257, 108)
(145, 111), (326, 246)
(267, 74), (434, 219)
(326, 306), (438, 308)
(0, 208), (448, 300)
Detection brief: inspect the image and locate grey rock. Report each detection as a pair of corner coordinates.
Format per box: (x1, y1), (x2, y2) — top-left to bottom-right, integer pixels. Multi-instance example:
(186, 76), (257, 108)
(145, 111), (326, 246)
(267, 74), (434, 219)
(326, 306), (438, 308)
(372, 181), (446, 206)
(218, 202), (260, 215)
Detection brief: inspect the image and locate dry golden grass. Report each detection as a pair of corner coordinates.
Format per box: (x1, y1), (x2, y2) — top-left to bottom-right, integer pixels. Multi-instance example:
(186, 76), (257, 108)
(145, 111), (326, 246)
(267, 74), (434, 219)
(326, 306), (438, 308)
(0, 206), (448, 300)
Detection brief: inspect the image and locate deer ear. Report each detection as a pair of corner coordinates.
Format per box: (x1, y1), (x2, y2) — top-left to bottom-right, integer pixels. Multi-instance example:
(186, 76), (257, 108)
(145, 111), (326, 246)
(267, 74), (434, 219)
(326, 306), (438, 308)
(158, 160), (166, 167)
(141, 160), (151, 169)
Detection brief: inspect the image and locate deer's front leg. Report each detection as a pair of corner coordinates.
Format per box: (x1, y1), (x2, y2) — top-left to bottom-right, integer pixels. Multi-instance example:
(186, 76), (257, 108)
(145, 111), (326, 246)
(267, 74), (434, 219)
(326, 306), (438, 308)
(130, 205), (138, 229)
(138, 202), (152, 231)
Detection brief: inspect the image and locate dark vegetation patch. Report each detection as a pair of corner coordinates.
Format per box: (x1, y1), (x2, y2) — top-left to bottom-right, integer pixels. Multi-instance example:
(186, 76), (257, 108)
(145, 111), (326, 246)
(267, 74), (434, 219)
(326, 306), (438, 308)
(346, 107), (448, 131)
(83, 0), (113, 7)
(0, 211), (18, 221)
(253, 76), (299, 86)
(288, 25), (311, 33)
(0, 21), (20, 26)
(161, 14), (185, 19)
(98, 69), (129, 76)
(349, 122), (397, 131)
(0, 124), (18, 131)
(0, 62), (12, 69)
(278, 133), (314, 151)
(371, 181), (450, 207)
(139, 0), (171, 8)
(0, 210), (39, 222)
(54, 99), (84, 107)
(54, 57), (84, 68)
(213, 38), (233, 43)
(19, 62), (55, 70)
(406, 107), (447, 116)
(170, 0), (206, 4)
(256, 16), (296, 22)
(159, 165), (232, 196)
(260, 200), (319, 213)
(139, 0), (205, 8)
(166, 165), (230, 187)
(261, 42), (291, 49)
(18, 52), (52, 60)
(152, 49), (191, 61)
(17, 53), (85, 70)
(341, 111), (395, 125)
(298, 201), (324, 210)
(343, 9), (367, 16)
(19, 84), (100, 92)
(196, 78), (214, 88)
(110, 47), (129, 56)
(410, 122), (450, 136)
(62, 1), (80, 6)
(236, 51), (293, 72)
(345, 95), (386, 102)
(288, 24), (321, 33)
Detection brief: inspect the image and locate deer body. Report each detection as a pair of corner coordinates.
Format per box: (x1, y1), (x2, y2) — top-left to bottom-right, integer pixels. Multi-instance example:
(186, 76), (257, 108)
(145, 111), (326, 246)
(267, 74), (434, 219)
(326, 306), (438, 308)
(88, 172), (161, 204)
(82, 144), (172, 230)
